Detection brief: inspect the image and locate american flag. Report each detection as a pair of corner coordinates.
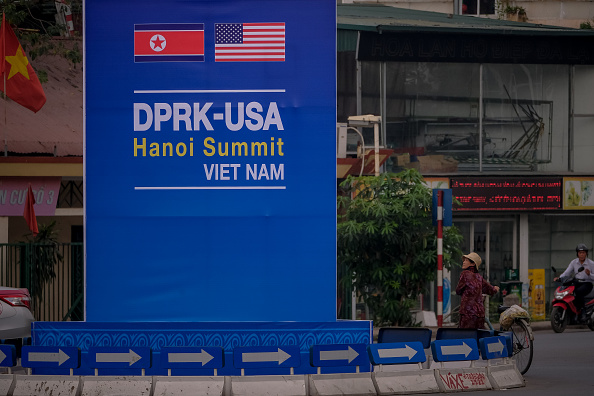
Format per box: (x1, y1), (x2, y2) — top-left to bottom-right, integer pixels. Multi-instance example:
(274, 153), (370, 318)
(215, 23), (285, 62)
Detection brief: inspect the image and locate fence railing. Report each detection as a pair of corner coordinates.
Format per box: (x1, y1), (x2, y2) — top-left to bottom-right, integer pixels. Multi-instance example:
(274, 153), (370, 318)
(0, 243), (84, 322)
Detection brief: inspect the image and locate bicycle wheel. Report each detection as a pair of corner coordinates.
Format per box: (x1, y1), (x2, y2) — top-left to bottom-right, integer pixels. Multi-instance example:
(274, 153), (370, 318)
(510, 319), (533, 375)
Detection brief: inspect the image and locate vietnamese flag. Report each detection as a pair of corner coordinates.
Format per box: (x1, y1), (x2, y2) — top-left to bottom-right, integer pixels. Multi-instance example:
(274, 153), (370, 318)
(23, 184), (38, 237)
(0, 13), (46, 112)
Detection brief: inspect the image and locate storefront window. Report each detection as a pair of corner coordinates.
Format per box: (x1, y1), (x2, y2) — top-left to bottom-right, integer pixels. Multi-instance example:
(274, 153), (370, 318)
(481, 64), (564, 172)
(382, 62), (481, 173)
(352, 61), (571, 174)
(572, 66), (594, 173)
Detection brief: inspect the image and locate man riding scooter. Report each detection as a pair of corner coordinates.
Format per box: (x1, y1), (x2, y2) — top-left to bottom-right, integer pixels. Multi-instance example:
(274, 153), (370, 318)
(554, 243), (594, 322)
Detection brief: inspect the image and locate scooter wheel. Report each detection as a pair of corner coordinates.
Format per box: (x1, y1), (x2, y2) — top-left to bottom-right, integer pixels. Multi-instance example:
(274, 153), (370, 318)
(551, 306), (568, 333)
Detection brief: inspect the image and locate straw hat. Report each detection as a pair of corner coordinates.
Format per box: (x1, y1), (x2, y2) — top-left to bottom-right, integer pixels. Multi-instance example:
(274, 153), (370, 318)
(463, 252), (482, 267)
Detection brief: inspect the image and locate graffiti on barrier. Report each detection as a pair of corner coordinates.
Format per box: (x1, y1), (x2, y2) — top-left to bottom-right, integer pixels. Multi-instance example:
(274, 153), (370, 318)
(439, 372), (487, 390)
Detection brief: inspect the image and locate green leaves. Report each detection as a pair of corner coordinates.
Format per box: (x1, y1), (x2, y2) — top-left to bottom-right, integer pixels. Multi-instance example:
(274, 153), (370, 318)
(337, 169), (463, 326)
(22, 220), (64, 305)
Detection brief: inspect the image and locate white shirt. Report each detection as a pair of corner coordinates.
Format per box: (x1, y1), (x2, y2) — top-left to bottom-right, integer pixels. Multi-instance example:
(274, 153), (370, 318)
(560, 257), (594, 282)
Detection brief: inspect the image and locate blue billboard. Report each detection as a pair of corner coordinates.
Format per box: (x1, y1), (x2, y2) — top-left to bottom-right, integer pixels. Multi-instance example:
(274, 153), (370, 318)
(84, 0), (337, 321)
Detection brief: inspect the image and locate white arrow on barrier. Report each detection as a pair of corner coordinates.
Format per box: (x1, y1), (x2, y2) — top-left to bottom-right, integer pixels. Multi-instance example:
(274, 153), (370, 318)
(168, 349), (214, 365)
(242, 348), (291, 365)
(378, 344), (418, 360)
(320, 346), (359, 363)
(96, 349), (141, 366)
(29, 349), (70, 366)
(487, 340), (505, 355)
(441, 342), (473, 357)
(0, 350), (6, 364)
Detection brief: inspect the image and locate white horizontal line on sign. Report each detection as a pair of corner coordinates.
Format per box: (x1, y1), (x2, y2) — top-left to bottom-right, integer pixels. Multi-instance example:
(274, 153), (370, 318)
(133, 89), (286, 94)
(135, 186), (286, 190)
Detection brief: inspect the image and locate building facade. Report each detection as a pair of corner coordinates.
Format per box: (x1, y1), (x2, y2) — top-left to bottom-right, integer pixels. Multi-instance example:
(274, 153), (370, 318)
(337, 4), (594, 320)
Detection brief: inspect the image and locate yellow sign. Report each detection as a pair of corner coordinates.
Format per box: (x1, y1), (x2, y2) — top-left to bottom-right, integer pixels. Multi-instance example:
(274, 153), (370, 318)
(563, 177), (594, 210)
(528, 269), (545, 320)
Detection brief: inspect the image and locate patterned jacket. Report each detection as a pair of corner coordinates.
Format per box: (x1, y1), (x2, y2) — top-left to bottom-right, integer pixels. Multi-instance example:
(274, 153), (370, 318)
(456, 267), (498, 320)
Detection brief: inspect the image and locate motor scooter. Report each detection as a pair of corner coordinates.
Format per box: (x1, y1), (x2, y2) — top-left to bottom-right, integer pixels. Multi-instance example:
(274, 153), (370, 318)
(550, 266), (594, 333)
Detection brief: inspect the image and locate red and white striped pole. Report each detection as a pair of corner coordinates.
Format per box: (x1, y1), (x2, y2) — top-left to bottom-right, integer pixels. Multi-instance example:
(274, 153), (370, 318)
(437, 190), (444, 327)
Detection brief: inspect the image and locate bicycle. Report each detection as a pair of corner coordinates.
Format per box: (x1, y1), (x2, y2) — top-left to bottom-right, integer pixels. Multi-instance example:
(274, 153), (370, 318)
(488, 305), (534, 375)
(444, 304), (534, 375)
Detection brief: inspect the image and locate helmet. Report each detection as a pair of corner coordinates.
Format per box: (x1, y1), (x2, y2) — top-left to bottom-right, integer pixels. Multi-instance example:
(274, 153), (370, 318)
(576, 243), (588, 253)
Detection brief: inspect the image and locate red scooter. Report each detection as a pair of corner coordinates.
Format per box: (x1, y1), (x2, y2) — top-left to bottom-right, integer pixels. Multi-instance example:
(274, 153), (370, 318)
(550, 267), (594, 333)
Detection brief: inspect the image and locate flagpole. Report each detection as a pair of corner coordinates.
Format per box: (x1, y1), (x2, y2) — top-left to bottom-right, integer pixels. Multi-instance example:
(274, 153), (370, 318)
(2, 13), (6, 156)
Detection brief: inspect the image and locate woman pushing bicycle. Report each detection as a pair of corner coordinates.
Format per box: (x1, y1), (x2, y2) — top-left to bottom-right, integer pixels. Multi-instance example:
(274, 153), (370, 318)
(456, 252), (500, 329)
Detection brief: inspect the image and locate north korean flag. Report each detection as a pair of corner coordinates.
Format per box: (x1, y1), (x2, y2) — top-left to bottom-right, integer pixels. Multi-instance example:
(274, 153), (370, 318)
(134, 23), (204, 62)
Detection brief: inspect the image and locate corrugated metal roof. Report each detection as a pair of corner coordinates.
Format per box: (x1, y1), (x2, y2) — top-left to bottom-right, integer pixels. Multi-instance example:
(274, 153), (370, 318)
(337, 4), (594, 36)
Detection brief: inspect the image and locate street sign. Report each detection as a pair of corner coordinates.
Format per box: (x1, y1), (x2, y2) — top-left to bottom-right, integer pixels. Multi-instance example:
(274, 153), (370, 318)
(21, 346), (80, 369)
(233, 346), (300, 369)
(88, 347), (151, 369)
(367, 342), (426, 365)
(431, 339), (479, 362)
(310, 344), (369, 367)
(0, 345), (16, 367)
(479, 336), (509, 360)
(160, 346), (224, 369)
(432, 188), (453, 226)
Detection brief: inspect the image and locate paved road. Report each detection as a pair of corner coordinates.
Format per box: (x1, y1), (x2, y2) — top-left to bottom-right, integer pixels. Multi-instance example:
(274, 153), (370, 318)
(462, 326), (594, 395)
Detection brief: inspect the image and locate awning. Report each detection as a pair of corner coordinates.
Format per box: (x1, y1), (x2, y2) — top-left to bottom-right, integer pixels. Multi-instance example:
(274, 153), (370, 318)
(338, 5), (594, 65)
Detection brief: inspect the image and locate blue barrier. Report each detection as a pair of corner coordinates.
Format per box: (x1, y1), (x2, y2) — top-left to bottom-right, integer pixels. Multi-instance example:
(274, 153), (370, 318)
(233, 346), (301, 369)
(493, 331), (514, 357)
(479, 336), (509, 360)
(435, 328), (492, 344)
(160, 346), (224, 370)
(87, 347), (151, 369)
(431, 338), (480, 362)
(377, 327), (433, 349)
(0, 344), (16, 367)
(368, 341), (426, 365)
(21, 346), (80, 369)
(310, 344), (369, 367)
(32, 321), (372, 376)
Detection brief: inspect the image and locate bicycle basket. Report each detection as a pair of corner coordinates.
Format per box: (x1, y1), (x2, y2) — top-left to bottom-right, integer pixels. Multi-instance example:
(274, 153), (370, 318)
(499, 304), (530, 329)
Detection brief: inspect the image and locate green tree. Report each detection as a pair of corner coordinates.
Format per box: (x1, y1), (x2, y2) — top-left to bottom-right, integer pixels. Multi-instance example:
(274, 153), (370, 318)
(337, 169), (463, 326)
(2, 0), (82, 77)
(24, 220), (63, 305)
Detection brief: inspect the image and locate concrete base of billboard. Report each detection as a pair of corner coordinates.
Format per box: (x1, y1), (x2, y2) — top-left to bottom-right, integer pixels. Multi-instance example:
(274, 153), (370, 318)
(308, 373), (376, 396)
(230, 375), (307, 396)
(0, 374), (14, 396)
(153, 376), (224, 395)
(486, 363), (525, 389)
(81, 376), (152, 396)
(435, 367), (493, 392)
(12, 375), (80, 396)
(373, 370), (440, 394)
